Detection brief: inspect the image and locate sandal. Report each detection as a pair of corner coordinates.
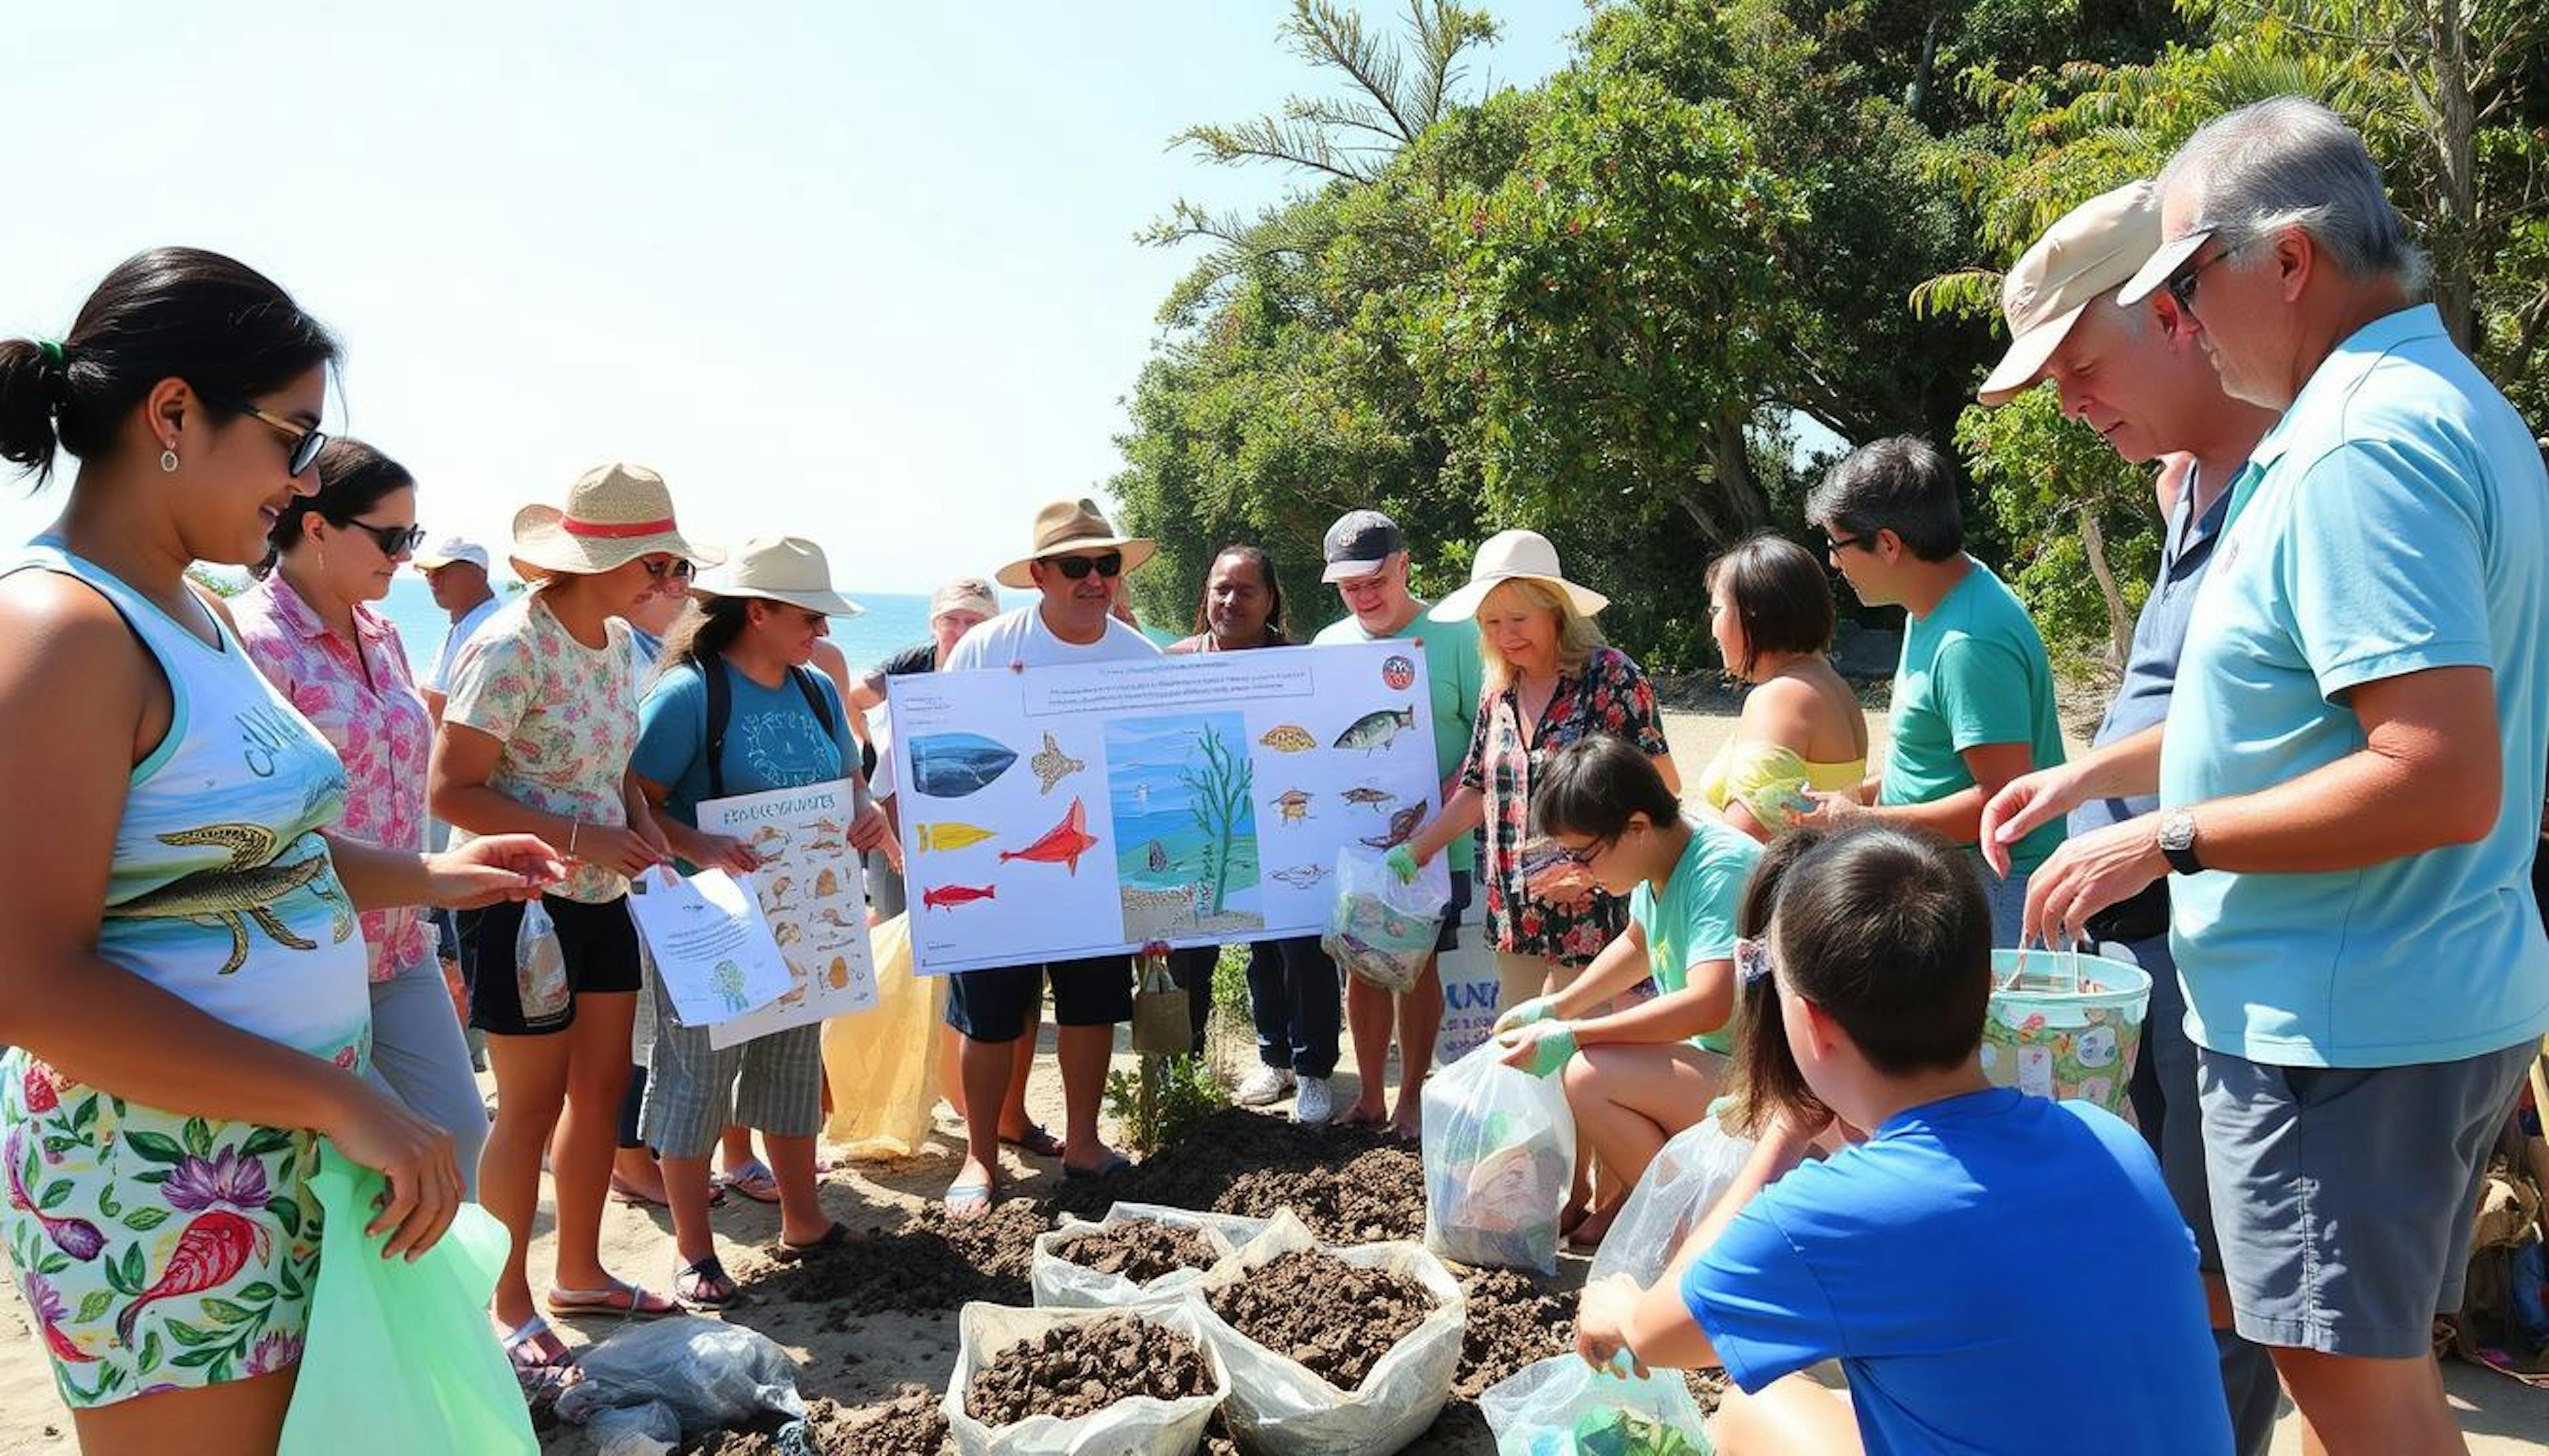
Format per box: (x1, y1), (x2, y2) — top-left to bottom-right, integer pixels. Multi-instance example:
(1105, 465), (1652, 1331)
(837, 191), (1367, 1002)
(998, 1123), (1066, 1159)
(1062, 1151), (1133, 1181)
(716, 1159), (783, 1205)
(944, 1177), (996, 1220)
(501, 1316), (583, 1406)
(674, 1256), (740, 1310)
(545, 1279), (680, 1319)
(773, 1220), (862, 1261)
(613, 1175), (726, 1210)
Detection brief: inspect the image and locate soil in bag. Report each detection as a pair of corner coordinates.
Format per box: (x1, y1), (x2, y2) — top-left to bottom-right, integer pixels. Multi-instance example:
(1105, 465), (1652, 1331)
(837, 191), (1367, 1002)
(1205, 1248), (1438, 1393)
(964, 1314), (1217, 1425)
(1051, 1219), (1222, 1285)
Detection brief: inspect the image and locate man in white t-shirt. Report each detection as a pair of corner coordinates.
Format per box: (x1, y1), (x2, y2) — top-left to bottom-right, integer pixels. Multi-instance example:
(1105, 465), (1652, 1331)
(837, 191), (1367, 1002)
(415, 534), (501, 725)
(939, 499), (1161, 1215)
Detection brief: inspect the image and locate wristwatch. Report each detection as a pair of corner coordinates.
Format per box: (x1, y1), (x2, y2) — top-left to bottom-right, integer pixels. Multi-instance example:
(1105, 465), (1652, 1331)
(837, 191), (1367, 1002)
(2157, 810), (2203, 875)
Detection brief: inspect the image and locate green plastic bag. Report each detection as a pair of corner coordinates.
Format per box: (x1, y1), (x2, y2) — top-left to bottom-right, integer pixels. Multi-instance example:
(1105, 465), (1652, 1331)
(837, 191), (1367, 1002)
(279, 1141), (536, 1455)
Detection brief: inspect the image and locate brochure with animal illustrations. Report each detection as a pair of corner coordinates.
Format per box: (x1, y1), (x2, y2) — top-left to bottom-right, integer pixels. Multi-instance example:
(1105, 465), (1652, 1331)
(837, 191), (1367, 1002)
(695, 778), (881, 1047)
(886, 640), (1442, 975)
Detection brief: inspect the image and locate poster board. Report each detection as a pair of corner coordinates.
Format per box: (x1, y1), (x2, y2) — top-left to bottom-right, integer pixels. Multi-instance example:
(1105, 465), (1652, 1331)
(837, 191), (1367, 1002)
(696, 778), (881, 1049)
(888, 641), (1442, 975)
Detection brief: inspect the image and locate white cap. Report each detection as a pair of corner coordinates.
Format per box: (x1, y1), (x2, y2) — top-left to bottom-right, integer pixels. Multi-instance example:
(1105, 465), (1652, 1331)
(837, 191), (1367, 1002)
(412, 535), (490, 572)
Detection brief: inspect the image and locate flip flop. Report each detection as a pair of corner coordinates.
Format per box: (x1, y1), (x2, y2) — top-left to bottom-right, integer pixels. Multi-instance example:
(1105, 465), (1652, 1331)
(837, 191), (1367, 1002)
(998, 1123), (1066, 1159)
(716, 1159), (783, 1204)
(774, 1220), (863, 1261)
(613, 1175), (726, 1210)
(944, 1178), (996, 1219)
(545, 1279), (680, 1319)
(1062, 1151), (1133, 1181)
(501, 1316), (584, 1408)
(673, 1256), (740, 1310)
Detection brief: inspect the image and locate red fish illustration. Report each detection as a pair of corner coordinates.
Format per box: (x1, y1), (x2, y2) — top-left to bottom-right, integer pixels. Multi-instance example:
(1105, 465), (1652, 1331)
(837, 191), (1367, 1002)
(999, 798), (1099, 876)
(115, 1210), (270, 1346)
(923, 883), (998, 911)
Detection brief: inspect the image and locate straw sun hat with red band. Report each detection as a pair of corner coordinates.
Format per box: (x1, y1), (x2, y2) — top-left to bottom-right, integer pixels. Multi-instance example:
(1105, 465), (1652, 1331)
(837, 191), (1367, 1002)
(509, 463), (724, 579)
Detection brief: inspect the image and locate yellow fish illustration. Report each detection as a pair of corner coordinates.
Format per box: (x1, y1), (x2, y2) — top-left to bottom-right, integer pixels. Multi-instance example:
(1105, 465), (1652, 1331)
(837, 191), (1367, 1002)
(917, 821), (997, 853)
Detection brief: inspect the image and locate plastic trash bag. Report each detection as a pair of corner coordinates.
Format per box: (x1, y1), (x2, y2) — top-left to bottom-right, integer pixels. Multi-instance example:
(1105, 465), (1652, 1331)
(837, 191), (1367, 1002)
(943, 1299), (1230, 1456)
(515, 897), (570, 1024)
(1586, 1114), (1756, 1292)
(1032, 1201), (1242, 1310)
(555, 1315), (806, 1443)
(278, 1144), (535, 1455)
(820, 912), (944, 1158)
(585, 1402), (682, 1456)
(1480, 1354), (1712, 1456)
(1422, 1041), (1578, 1275)
(1325, 847), (1451, 992)
(1190, 1210), (1467, 1456)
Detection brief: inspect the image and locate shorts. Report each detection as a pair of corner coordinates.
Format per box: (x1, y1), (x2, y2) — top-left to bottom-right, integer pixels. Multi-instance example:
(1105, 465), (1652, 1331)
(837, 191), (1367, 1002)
(2199, 1038), (2535, 1357)
(1436, 870), (1472, 954)
(945, 955), (1132, 1041)
(456, 895), (641, 1037)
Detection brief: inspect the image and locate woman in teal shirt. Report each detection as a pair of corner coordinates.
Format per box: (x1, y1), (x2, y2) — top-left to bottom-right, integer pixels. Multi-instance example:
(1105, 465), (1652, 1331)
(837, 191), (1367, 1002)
(1492, 735), (1760, 1250)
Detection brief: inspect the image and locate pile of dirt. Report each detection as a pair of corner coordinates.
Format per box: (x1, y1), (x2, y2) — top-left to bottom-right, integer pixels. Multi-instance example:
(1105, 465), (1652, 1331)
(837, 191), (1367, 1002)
(965, 1314), (1217, 1425)
(1206, 1248), (1437, 1392)
(746, 1199), (1044, 1325)
(1207, 1141), (1427, 1245)
(1049, 1218), (1221, 1285)
(1448, 1267), (1578, 1399)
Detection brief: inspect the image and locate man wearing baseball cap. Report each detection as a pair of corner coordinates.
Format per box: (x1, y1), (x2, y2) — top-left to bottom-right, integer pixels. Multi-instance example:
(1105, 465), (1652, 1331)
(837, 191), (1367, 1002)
(1311, 510), (1482, 1138)
(413, 533), (500, 723)
(1974, 180), (2280, 1455)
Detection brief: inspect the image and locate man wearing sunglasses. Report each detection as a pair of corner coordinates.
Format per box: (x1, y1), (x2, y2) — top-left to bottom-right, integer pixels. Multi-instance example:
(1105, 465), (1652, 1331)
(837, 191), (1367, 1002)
(935, 498), (1161, 1216)
(2002, 97), (2549, 1455)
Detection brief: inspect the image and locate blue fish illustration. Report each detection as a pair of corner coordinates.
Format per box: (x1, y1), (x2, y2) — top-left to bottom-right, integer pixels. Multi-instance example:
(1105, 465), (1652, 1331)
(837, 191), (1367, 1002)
(909, 733), (1020, 798)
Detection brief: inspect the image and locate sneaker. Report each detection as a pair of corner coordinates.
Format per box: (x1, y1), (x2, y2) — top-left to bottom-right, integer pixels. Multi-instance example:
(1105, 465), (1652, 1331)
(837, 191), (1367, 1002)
(1292, 1076), (1336, 1125)
(1235, 1066), (1294, 1107)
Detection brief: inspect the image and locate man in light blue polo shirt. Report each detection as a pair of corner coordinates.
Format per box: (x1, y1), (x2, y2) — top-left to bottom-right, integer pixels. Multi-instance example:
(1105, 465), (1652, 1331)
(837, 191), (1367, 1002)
(1991, 97), (2549, 1454)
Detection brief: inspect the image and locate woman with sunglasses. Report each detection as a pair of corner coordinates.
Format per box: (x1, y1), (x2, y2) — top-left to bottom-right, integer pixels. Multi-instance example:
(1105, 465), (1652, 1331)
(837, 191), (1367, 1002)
(430, 464), (715, 1377)
(234, 440), (489, 1202)
(0, 249), (557, 1454)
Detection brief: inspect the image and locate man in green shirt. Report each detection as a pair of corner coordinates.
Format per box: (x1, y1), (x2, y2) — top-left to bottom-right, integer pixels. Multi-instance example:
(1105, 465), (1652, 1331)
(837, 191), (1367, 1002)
(1313, 510), (1484, 1137)
(1802, 437), (2066, 944)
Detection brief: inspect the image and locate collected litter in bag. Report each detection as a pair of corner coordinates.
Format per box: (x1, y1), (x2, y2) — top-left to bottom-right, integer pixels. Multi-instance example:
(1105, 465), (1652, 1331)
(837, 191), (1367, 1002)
(1586, 1113), (1756, 1291)
(1325, 846), (1451, 992)
(1032, 1201), (1240, 1309)
(1191, 1210), (1466, 1456)
(942, 1300), (1229, 1456)
(515, 896), (570, 1025)
(1480, 1354), (1712, 1456)
(1423, 1041), (1578, 1274)
(555, 1315), (806, 1447)
(277, 1144), (535, 1456)
(1981, 947), (2151, 1114)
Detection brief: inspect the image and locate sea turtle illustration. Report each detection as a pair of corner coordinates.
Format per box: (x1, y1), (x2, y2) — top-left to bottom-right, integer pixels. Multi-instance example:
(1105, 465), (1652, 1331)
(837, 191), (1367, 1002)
(102, 824), (354, 976)
(1272, 788), (1313, 823)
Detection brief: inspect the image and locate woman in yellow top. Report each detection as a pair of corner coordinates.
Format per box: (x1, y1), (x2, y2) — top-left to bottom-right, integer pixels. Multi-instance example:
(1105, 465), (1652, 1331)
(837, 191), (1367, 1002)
(1695, 534), (1868, 839)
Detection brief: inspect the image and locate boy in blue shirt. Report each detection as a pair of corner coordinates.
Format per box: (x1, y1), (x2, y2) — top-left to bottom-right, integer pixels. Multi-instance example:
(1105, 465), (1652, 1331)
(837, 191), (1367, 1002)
(1577, 824), (2230, 1455)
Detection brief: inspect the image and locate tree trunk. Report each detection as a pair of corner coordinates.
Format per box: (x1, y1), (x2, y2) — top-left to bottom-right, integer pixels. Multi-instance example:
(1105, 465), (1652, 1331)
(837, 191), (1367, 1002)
(1711, 410), (1773, 535)
(2078, 506), (2134, 672)
(2425, 0), (2479, 350)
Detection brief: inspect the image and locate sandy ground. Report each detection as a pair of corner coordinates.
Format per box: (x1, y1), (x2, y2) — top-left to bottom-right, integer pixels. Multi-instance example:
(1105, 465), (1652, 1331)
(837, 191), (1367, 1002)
(3, 703), (2544, 1453)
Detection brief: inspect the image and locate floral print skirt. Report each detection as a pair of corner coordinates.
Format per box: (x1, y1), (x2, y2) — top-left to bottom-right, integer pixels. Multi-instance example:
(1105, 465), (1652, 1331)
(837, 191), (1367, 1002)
(1, 1050), (323, 1410)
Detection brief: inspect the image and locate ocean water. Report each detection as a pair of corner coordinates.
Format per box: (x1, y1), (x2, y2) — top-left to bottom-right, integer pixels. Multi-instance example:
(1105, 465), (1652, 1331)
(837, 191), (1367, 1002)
(374, 577), (951, 676)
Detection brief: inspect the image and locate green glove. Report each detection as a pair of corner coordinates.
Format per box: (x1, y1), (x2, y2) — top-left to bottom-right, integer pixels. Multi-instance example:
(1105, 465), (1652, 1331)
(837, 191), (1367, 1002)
(1383, 845), (1421, 883)
(1492, 994), (1557, 1037)
(1511, 1021), (1577, 1078)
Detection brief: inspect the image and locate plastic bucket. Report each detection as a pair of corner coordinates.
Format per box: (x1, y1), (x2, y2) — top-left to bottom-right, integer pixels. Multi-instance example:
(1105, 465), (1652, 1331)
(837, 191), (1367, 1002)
(1981, 948), (2150, 1114)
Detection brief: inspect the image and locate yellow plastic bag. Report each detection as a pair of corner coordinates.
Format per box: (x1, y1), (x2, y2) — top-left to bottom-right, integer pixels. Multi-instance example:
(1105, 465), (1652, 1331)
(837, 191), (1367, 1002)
(821, 912), (943, 1158)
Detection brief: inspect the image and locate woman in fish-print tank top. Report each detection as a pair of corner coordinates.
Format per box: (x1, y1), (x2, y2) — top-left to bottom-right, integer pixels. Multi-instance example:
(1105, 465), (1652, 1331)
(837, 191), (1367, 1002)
(0, 250), (560, 1453)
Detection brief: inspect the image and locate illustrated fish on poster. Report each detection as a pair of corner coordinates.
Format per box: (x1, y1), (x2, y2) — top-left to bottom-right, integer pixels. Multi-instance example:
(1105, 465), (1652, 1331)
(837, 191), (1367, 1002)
(917, 822), (997, 853)
(1001, 797), (1100, 875)
(1334, 707), (1415, 753)
(909, 732), (1018, 798)
(1258, 725), (1316, 753)
(1271, 788), (1312, 823)
(1030, 731), (1086, 794)
(1340, 786), (1396, 812)
(1361, 802), (1424, 849)
(923, 883), (998, 911)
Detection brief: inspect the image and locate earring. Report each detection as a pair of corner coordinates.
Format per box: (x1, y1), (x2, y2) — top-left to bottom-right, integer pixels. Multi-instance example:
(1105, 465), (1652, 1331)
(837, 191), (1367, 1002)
(159, 445), (179, 474)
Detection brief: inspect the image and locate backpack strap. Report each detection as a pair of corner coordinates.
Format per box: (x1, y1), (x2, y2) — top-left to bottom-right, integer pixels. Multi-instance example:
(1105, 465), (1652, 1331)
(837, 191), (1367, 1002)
(704, 661), (838, 803)
(788, 666), (836, 738)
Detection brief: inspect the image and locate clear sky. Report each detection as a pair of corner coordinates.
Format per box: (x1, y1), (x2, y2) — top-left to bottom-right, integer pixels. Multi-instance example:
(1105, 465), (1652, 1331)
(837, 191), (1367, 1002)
(2, 1), (1588, 590)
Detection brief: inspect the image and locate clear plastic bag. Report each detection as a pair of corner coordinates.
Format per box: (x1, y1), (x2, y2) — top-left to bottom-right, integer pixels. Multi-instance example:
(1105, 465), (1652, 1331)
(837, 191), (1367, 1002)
(1479, 1354), (1712, 1456)
(1421, 1041), (1578, 1275)
(554, 1315), (806, 1441)
(514, 897), (570, 1024)
(1188, 1212), (1467, 1456)
(1324, 846), (1452, 992)
(942, 1299), (1230, 1456)
(1031, 1201), (1242, 1310)
(1586, 1113), (1756, 1292)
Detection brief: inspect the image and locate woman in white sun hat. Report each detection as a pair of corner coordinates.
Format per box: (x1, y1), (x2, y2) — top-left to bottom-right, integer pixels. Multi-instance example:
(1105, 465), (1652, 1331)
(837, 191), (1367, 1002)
(629, 536), (888, 1306)
(430, 463), (719, 1374)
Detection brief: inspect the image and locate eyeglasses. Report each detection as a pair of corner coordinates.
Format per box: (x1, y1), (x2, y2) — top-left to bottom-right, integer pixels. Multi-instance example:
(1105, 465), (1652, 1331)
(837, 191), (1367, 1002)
(206, 394), (327, 476)
(1823, 532), (1866, 557)
(339, 518), (426, 557)
(2165, 238), (2245, 312)
(1049, 551), (1124, 581)
(641, 557), (696, 583)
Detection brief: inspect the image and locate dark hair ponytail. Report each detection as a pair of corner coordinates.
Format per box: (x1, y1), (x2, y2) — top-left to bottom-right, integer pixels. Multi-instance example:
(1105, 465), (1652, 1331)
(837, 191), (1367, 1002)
(1725, 828), (1831, 1138)
(653, 595), (753, 688)
(255, 437), (414, 579)
(0, 248), (337, 484)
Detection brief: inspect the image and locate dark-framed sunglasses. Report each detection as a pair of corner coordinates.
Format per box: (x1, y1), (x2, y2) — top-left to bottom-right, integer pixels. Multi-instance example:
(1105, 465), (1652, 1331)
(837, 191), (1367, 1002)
(205, 394), (327, 476)
(1823, 532), (1867, 557)
(338, 518), (427, 557)
(641, 557), (697, 583)
(2165, 238), (2245, 311)
(1050, 551), (1124, 581)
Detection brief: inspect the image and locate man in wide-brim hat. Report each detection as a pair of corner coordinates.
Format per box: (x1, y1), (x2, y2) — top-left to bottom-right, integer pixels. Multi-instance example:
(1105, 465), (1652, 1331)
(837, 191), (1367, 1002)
(936, 498), (1161, 1217)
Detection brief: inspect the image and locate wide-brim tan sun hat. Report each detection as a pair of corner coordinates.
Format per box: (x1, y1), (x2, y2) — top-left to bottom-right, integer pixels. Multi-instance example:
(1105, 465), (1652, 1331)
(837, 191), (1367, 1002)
(1426, 528), (1610, 622)
(996, 496), (1156, 589)
(510, 463), (724, 580)
(688, 535), (864, 617)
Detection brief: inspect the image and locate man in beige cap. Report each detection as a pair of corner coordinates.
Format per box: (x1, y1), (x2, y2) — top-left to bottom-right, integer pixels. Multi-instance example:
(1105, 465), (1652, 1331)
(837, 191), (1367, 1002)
(413, 533), (500, 724)
(1975, 180), (2279, 1456)
(937, 499), (1160, 1214)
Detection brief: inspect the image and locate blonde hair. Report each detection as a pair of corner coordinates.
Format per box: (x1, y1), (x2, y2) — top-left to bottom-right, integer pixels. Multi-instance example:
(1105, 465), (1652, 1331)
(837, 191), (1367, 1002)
(1476, 577), (1604, 693)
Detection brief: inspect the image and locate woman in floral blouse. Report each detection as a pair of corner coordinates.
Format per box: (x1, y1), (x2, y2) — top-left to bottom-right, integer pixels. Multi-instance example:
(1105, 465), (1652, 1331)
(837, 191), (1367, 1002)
(236, 440), (488, 1198)
(430, 463), (715, 1380)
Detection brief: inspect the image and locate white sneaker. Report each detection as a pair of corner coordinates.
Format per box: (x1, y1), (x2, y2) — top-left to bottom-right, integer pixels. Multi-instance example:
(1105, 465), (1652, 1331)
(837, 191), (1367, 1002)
(1292, 1075), (1336, 1125)
(1235, 1066), (1294, 1107)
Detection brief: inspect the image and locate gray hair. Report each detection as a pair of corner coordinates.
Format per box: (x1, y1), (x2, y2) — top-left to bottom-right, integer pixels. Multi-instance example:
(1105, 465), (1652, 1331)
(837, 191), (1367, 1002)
(2157, 96), (2428, 292)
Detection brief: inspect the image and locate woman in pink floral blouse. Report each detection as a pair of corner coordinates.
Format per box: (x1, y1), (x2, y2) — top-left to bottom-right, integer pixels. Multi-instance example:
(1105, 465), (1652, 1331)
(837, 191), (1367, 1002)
(235, 439), (489, 1202)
